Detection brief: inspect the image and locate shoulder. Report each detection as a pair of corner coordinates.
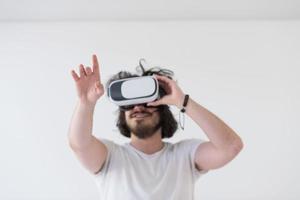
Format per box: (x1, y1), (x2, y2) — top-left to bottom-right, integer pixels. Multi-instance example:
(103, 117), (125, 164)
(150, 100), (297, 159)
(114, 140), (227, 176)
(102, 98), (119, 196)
(97, 138), (123, 154)
(173, 138), (206, 150)
(165, 138), (207, 158)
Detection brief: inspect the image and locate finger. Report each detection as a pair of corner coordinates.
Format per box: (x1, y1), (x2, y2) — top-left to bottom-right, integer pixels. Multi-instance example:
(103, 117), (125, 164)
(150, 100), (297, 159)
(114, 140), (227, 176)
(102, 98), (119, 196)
(147, 99), (164, 107)
(95, 80), (101, 88)
(158, 80), (171, 94)
(79, 64), (87, 77)
(95, 87), (101, 95)
(155, 75), (173, 92)
(95, 81), (104, 95)
(71, 70), (80, 82)
(160, 76), (177, 91)
(92, 54), (101, 81)
(154, 74), (172, 83)
(85, 66), (92, 75)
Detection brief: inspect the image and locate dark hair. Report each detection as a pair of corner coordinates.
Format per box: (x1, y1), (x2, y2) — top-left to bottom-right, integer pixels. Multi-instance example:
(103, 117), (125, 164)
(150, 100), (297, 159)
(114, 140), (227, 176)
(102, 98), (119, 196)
(106, 59), (178, 139)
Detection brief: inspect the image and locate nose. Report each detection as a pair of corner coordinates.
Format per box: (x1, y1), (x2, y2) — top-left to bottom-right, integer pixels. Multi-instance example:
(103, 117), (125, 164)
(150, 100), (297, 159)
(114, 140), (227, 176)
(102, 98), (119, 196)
(132, 104), (146, 111)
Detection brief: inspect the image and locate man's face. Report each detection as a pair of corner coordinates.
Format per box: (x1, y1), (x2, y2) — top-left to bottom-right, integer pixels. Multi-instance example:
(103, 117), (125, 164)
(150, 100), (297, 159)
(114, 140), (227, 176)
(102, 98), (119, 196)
(124, 105), (161, 139)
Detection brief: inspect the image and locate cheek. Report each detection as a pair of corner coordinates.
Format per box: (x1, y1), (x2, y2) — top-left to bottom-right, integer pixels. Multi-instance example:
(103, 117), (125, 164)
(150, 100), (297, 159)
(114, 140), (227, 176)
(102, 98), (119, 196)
(124, 112), (130, 118)
(153, 112), (161, 121)
(124, 112), (131, 123)
(125, 116), (131, 123)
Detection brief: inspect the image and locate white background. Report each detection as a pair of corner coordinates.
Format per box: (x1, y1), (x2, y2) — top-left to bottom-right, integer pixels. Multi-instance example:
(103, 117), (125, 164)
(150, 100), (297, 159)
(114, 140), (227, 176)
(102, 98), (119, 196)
(0, 5), (299, 200)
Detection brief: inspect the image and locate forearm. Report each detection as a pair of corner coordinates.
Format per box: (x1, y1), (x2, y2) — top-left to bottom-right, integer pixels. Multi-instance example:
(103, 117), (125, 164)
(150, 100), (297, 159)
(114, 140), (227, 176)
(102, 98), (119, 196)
(183, 97), (243, 151)
(68, 100), (96, 150)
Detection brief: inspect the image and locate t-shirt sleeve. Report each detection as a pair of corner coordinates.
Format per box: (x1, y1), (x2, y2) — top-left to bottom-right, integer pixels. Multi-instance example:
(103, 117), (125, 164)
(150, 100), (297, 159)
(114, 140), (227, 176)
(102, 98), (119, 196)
(92, 138), (116, 177)
(178, 138), (209, 181)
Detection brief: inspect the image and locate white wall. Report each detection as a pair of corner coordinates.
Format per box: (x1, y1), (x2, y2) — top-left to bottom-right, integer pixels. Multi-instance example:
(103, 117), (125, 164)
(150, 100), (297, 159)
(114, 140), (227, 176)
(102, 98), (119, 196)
(0, 20), (299, 200)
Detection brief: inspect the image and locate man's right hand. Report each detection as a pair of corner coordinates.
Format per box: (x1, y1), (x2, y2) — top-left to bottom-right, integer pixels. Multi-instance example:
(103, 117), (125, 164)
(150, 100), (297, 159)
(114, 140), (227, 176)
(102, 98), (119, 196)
(70, 54), (104, 105)
(68, 54), (108, 175)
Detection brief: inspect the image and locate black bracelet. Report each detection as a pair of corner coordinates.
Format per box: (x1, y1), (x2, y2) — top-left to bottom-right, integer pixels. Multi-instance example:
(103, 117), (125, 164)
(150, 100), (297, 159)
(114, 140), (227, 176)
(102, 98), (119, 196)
(180, 94), (189, 113)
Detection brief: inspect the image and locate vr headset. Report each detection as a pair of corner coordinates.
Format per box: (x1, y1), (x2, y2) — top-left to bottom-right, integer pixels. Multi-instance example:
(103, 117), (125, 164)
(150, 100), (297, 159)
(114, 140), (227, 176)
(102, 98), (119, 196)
(107, 75), (166, 110)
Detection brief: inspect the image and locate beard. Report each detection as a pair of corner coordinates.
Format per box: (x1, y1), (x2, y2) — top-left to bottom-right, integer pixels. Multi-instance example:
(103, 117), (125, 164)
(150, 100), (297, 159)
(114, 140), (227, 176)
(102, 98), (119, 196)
(126, 112), (162, 139)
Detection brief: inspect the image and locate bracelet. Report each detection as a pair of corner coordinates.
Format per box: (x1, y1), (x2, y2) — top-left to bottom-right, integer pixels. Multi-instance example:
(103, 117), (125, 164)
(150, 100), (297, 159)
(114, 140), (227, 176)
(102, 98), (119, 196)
(179, 94), (189, 130)
(180, 94), (189, 113)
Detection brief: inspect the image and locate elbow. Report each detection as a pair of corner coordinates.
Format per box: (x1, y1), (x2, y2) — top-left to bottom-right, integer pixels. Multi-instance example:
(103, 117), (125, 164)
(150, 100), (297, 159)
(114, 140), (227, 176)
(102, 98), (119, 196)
(67, 133), (77, 149)
(230, 137), (244, 155)
(68, 137), (79, 151)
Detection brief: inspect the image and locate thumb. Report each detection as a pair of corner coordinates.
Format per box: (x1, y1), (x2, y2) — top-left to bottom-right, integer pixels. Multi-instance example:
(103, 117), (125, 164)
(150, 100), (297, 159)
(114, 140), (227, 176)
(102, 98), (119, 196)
(94, 81), (103, 95)
(95, 80), (101, 88)
(147, 99), (163, 107)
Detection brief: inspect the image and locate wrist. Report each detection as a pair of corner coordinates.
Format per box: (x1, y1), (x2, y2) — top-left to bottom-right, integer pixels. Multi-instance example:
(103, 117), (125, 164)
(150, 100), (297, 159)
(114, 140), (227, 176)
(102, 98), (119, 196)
(175, 93), (185, 109)
(78, 99), (97, 109)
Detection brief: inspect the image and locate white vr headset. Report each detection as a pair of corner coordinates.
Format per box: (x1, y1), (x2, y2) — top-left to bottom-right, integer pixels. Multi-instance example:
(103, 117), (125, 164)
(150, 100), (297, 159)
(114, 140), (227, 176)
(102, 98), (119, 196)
(107, 76), (164, 107)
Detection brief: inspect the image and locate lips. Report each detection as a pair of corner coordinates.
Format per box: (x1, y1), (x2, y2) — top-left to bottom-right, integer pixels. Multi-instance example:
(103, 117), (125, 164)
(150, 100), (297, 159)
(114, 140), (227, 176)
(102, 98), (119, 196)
(131, 112), (151, 118)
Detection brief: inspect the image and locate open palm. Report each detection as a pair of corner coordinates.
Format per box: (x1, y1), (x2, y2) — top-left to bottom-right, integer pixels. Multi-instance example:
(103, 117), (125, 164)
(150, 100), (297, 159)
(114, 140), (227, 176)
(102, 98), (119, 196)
(70, 54), (104, 105)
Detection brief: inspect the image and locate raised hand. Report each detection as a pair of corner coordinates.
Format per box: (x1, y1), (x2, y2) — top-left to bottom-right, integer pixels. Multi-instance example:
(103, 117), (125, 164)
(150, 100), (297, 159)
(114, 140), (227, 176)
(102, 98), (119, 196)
(70, 54), (104, 105)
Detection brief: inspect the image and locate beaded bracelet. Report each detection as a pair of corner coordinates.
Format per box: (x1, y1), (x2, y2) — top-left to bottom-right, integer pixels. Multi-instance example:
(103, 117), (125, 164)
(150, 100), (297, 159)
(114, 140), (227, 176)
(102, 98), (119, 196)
(179, 94), (189, 130)
(180, 94), (189, 113)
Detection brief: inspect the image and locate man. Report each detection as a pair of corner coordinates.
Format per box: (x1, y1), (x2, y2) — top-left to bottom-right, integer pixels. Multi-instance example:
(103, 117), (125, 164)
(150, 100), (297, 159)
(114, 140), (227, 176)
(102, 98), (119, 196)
(68, 54), (244, 199)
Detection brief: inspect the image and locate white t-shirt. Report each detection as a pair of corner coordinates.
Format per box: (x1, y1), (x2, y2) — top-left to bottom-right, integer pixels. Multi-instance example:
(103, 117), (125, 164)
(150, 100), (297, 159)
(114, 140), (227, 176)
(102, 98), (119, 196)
(91, 138), (209, 200)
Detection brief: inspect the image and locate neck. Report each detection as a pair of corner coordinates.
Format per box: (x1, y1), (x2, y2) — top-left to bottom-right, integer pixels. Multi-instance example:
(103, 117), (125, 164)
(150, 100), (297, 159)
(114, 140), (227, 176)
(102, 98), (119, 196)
(130, 128), (164, 155)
